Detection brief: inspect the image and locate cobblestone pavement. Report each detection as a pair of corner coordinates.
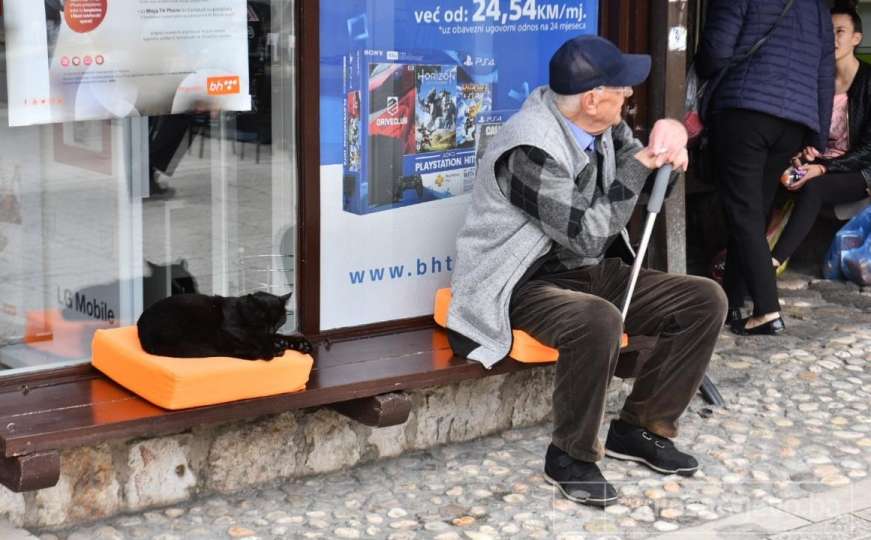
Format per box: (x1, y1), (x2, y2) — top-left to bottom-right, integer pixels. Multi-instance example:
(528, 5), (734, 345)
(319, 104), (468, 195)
(33, 272), (871, 539)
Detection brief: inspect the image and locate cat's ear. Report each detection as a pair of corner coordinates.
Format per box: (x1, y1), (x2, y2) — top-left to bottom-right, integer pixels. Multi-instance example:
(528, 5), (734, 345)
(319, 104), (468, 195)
(178, 259), (188, 270)
(146, 261), (157, 270)
(280, 292), (292, 305)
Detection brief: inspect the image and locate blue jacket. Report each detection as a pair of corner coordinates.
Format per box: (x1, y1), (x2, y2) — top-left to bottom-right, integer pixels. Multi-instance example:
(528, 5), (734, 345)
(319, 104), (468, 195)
(696, 0), (834, 150)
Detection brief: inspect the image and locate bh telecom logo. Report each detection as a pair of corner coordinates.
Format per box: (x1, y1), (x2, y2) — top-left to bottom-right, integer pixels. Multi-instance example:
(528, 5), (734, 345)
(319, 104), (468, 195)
(207, 76), (241, 96)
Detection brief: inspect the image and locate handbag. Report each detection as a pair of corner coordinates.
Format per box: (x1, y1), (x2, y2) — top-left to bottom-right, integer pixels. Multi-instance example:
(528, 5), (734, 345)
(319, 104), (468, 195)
(684, 0), (796, 146)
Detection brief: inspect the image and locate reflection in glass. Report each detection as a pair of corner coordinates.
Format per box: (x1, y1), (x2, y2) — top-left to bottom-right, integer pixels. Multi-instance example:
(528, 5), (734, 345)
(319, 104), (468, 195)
(0, 1), (297, 374)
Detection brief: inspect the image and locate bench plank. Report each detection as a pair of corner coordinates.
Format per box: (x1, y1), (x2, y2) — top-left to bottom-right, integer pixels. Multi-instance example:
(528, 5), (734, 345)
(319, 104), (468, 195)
(0, 329), (535, 458)
(0, 328), (660, 461)
(0, 378), (112, 419)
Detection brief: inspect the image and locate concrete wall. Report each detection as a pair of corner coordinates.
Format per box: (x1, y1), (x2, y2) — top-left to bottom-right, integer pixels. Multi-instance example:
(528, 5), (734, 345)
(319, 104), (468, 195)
(0, 368), (631, 530)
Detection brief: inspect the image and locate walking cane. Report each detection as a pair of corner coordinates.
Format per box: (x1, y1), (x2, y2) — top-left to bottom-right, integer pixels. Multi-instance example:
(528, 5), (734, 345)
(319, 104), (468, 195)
(619, 165), (726, 407)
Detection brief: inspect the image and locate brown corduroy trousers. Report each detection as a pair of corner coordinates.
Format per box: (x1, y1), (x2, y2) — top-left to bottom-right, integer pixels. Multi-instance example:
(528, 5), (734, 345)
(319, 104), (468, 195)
(510, 258), (727, 462)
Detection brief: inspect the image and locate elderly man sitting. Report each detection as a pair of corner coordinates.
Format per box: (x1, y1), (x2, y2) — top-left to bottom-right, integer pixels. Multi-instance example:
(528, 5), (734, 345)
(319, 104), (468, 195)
(445, 35), (726, 507)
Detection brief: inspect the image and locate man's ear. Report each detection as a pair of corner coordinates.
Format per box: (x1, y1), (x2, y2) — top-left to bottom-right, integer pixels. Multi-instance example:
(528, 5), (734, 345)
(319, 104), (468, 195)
(854, 32), (864, 48)
(579, 91), (598, 114)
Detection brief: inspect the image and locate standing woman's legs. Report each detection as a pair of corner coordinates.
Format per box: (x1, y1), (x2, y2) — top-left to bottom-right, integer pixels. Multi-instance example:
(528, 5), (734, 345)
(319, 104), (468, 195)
(714, 110), (801, 323)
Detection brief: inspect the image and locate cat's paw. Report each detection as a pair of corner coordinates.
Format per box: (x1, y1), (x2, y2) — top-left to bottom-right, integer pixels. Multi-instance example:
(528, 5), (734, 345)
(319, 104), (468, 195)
(270, 340), (287, 358)
(285, 336), (313, 355)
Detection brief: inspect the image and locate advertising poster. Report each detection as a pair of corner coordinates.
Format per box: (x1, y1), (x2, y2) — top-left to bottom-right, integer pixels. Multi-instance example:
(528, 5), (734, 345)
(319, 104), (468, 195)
(320, 1), (598, 330)
(3, 0), (251, 127)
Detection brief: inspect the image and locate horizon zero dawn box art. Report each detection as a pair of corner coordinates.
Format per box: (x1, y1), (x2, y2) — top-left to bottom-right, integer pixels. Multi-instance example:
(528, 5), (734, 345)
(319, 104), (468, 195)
(342, 49), (495, 215)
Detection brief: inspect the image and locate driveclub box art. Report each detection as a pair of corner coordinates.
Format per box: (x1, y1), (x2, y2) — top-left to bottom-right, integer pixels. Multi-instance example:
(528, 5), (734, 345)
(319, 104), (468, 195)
(342, 49), (496, 215)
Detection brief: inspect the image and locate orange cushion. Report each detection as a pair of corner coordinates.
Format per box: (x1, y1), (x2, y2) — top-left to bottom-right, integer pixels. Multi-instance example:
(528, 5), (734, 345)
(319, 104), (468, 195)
(434, 288), (628, 364)
(434, 288), (558, 363)
(91, 326), (313, 410)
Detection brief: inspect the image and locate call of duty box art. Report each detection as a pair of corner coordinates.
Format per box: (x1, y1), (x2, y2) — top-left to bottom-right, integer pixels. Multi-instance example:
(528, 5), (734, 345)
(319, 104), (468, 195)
(342, 49), (496, 215)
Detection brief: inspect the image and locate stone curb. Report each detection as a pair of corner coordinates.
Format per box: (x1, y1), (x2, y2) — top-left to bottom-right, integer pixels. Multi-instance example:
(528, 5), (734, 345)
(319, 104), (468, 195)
(653, 477), (871, 539)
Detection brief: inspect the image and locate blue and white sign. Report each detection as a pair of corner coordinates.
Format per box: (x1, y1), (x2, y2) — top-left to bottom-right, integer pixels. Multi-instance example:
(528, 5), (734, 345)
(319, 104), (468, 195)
(320, 0), (598, 329)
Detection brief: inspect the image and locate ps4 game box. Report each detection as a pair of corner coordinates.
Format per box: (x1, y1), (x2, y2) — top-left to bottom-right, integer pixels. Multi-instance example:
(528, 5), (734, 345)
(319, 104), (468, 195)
(474, 109), (517, 164)
(457, 70), (493, 150)
(342, 49), (496, 215)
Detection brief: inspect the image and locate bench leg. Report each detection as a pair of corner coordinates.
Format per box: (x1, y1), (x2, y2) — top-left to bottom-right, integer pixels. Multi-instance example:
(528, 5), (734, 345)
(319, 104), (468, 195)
(0, 452), (60, 492)
(699, 374), (726, 407)
(331, 392), (412, 428)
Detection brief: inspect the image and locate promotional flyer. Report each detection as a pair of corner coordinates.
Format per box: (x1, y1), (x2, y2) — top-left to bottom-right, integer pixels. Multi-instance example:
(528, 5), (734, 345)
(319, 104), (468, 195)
(3, 0), (251, 126)
(320, 0), (598, 329)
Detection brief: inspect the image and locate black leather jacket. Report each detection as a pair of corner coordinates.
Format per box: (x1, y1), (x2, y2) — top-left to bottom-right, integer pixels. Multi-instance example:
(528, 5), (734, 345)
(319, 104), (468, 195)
(817, 60), (871, 189)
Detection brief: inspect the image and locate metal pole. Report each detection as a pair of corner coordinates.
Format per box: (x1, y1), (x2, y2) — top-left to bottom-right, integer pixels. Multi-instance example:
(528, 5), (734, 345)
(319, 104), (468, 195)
(620, 165), (672, 321)
(619, 165), (726, 407)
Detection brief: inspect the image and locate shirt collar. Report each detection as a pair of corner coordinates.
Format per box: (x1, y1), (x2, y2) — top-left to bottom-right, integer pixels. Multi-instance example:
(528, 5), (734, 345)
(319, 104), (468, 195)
(561, 114), (596, 153)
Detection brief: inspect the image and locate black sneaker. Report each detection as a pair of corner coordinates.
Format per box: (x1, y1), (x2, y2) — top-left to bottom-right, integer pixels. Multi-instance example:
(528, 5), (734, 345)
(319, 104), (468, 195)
(543, 444), (618, 507)
(604, 419), (699, 476)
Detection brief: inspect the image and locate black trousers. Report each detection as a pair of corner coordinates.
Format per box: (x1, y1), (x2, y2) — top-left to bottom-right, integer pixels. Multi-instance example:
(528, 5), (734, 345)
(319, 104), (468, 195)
(510, 259), (727, 462)
(149, 115), (191, 175)
(772, 172), (869, 262)
(712, 109), (805, 315)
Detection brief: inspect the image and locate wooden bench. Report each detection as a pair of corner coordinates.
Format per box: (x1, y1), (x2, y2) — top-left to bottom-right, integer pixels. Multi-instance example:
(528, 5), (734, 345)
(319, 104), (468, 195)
(0, 326), (652, 493)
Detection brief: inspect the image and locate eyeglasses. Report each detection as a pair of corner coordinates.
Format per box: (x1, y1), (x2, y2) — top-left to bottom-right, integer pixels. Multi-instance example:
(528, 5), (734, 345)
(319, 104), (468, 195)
(594, 86), (634, 97)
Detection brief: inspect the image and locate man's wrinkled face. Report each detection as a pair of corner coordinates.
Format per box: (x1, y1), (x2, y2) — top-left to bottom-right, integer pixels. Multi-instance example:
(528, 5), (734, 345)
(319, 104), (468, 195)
(594, 86), (633, 126)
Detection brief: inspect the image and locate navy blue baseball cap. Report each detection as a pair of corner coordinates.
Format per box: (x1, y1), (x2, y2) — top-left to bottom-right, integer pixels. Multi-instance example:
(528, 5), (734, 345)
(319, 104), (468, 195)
(549, 35), (651, 95)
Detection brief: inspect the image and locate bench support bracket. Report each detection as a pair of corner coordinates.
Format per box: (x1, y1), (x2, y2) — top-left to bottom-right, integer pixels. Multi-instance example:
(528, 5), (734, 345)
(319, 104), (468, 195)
(0, 451), (60, 492)
(331, 392), (412, 428)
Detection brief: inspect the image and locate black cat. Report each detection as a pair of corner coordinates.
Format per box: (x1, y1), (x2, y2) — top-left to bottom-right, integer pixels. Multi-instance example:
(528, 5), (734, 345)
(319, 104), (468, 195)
(137, 291), (313, 360)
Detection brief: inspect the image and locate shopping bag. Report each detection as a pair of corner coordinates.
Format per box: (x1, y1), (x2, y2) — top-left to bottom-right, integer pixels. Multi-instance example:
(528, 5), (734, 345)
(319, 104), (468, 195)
(823, 205), (871, 280)
(842, 233), (871, 286)
(683, 64), (706, 146)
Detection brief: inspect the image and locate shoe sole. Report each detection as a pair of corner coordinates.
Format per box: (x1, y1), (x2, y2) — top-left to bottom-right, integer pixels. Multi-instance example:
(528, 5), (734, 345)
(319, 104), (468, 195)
(604, 450), (698, 477)
(543, 473), (618, 507)
(728, 319), (785, 336)
(730, 328), (785, 336)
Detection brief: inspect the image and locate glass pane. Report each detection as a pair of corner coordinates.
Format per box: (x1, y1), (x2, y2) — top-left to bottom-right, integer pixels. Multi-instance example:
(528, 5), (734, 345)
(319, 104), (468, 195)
(0, 1), (297, 375)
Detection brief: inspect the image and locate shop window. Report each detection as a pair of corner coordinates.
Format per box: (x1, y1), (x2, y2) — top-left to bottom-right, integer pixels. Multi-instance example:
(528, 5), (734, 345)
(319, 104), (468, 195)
(0, 1), (298, 375)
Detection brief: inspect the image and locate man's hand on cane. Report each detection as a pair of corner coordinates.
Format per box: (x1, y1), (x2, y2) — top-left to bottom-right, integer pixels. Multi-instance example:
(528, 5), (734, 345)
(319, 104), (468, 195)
(634, 119), (689, 172)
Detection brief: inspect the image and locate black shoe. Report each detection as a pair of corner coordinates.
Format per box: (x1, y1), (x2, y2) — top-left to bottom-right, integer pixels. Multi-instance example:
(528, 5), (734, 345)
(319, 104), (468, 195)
(604, 419), (699, 477)
(725, 307), (743, 326)
(543, 444), (618, 507)
(729, 316), (785, 336)
(147, 181), (176, 200)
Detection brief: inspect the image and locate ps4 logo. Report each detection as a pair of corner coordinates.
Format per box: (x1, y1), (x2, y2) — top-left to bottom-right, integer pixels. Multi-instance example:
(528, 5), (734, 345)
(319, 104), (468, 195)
(387, 96), (399, 116)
